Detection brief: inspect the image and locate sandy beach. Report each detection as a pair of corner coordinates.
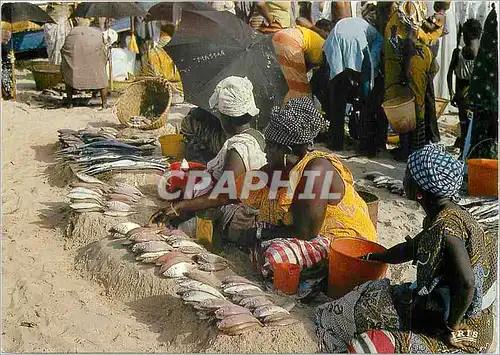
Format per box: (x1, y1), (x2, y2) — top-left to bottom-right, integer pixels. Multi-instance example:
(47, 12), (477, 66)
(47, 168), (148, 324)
(3, 70), (484, 353)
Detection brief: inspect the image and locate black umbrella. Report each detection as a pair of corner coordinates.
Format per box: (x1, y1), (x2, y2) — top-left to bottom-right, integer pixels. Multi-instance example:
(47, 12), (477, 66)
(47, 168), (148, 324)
(165, 10), (287, 128)
(72, 2), (147, 19)
(1, 2), (55, 24)
(147, 2), (212, 21)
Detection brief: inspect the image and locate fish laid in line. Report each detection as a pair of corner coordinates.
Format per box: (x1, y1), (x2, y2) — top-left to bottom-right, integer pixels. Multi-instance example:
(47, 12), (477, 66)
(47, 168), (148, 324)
(155, 251), (189, 266)
(70, 182), (112, 194)
(162, 261), (195, 278)
(217, 314), (261, 330)
(231, 289), (265, 303)
(253, 305), (289, 318)
(106, 200), (133, 212)
(109, 222), (141, 235)
(223, 275), (260, 287)
(184, 269), (222, 288)
(176, 280), (225, 299)
(198, 262), (228, 272)
(131, 241), (173, 254)
(264, 316), (299, 327)
(196, 252), (229, 264)
(240, 296), (272, 309)
(159, 256), (193, 274)
(107, 193), (138, 204)
(223, 284), (262, 295)
(199, 298), (233, 310)
(115, 182), (143, 196)
(181, 290), (221, 303)
(215, 304), (252, 319)
(75, 171), (108, 186)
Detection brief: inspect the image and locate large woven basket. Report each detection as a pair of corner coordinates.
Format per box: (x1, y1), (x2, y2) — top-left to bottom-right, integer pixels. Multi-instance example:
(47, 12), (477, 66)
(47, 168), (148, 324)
(31, 62), (63, 91)
(113, 77), (173, 130)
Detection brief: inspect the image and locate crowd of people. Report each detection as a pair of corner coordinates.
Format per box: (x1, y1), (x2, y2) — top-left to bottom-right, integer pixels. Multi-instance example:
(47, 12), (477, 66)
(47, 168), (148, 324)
(149, 2), (498, 353)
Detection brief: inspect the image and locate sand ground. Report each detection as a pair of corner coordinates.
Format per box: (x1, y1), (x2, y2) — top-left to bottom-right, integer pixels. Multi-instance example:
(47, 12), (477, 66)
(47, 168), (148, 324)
(2, 70), (489, 353)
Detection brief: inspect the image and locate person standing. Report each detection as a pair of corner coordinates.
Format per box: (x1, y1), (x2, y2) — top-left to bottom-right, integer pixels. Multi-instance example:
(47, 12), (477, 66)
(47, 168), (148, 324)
(322, 4), (383, 151)
(60, 18), (108, 109)
(1, 28), (14, 100)
(43, 2), (72, 65)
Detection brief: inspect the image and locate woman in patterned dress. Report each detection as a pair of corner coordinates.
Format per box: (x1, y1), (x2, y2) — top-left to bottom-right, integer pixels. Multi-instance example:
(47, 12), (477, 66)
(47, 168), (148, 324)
(315, 144), (496, 353)
(236, 96), (377, 277)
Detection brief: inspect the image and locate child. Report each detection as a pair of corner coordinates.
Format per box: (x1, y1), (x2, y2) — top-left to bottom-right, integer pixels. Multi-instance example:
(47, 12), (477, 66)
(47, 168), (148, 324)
(447, 19), (482, 150)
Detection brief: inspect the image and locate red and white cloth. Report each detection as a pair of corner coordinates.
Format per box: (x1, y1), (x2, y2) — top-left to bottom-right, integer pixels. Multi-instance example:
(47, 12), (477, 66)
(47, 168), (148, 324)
(258, 235), (331, 277)
(348, 330), (396, 354)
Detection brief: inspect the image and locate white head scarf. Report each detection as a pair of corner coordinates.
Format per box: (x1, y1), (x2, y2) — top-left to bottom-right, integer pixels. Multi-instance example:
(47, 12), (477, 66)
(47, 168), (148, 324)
(208, 76), (260, 117)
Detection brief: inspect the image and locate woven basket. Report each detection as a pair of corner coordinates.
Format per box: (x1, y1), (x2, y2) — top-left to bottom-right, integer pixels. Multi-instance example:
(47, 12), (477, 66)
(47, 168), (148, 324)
(31, 62), (63, 91)
(113, 77), (173, 130)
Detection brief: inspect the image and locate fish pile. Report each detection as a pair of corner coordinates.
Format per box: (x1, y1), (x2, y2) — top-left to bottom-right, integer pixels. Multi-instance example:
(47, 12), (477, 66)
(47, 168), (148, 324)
(67, 172), (142, 217)
(363, 172), (405, 196)
(55, 127), (169, 176)
(109, 222), (299, 335)
(458, 197), (498, 234)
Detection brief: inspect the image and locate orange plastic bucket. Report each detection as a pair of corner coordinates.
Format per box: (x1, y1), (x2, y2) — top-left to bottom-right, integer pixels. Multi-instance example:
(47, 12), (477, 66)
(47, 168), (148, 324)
(467, 159), (498, 197)
(328, 238), (388, 299)
(273, 263), (300, 295)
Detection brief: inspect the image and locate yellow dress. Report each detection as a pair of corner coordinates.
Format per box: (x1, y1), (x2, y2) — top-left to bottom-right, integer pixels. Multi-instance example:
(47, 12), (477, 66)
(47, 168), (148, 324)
(297, 26), (325, 67)
(237, 151), (377, 242)
(142, 34), (182, 84)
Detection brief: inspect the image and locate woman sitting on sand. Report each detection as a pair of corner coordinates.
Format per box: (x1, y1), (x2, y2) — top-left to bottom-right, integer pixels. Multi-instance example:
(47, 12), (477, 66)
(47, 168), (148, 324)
(235, 97), (377, 277)
(315, 144), (497, 353)
(149, 76), (267, 244)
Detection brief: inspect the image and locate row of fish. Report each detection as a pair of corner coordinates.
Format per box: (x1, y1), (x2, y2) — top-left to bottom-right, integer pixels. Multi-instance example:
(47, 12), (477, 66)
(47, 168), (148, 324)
(363, 172), (405, 196)
(67, 172), (142, 217)
(109, 222), (299, 335)
(55, 127), (169, 176)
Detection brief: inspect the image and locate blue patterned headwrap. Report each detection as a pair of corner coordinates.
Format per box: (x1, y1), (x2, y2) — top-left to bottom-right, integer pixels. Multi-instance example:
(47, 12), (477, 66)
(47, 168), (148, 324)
(408, 144), (464, 198)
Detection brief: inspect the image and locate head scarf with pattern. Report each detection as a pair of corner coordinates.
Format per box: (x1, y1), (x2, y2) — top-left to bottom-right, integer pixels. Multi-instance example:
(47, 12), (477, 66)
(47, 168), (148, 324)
(264, 96), (326, 146)
(408, 144), (464, 198)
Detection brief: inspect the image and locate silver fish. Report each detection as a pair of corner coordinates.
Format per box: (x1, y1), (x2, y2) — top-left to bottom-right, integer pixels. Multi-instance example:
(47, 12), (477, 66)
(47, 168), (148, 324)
(135, 251), (170, 261)
(253, 305), (289, 318)
(163, 262), (195, 278)
(223, 322), (262, 335)
(223, 284), (262, 295)
(75, 172), (108, 185)
(223, 276), (260, 287)
(115, 182), (143, 196)
(184, 269), (222, 288)
(199, 299), (233, 310)
(264, 316), (299, 327)
(106, 200), (133, 212)
(217, 314), (261, 330)
(181, 290), (221, 303)
(131, 241), (172, 254)
(215, 304), (252, 319)
(240, 296), (272, 309)
(109, 222), (141, 235)
(172, 240), (203, 249)
(175, 281), (225, 299)
(196, 252), (229, 264)
(198, 262), (228, 272)
(69, 187), (103, 198)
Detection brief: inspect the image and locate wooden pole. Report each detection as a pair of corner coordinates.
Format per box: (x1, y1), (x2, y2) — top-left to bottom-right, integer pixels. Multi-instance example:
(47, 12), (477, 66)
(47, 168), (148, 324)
(106, 18), (113, 91)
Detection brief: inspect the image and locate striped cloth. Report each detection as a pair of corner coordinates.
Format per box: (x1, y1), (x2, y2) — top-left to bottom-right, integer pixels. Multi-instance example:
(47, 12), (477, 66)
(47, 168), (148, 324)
(258, 235), (331, 277)
(348, 330), (396, 354)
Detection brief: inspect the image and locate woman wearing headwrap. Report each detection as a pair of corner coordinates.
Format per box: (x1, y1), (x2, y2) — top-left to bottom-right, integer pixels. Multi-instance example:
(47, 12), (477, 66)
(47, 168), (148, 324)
(315, 144), (496, 353)
(384, 1), (450, 161)
(149, 76), (267, 245)
(235, 96), (377, 278)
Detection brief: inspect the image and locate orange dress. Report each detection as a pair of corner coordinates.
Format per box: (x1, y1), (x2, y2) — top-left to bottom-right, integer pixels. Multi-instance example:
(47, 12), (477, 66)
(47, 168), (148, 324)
(237, 151), (377, 242)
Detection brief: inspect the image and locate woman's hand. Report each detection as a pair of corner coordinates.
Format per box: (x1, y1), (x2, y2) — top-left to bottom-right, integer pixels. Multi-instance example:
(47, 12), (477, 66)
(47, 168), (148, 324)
(148, 203), (181, 226)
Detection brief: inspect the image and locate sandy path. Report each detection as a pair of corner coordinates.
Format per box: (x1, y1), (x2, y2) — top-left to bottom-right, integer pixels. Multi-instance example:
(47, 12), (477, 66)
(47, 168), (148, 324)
(1, 101), (174, 352)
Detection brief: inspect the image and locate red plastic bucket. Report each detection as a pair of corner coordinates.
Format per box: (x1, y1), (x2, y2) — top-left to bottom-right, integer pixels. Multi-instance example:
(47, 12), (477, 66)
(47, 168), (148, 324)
(328, 237), (388, 299)
(274, 263), (300, 295)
